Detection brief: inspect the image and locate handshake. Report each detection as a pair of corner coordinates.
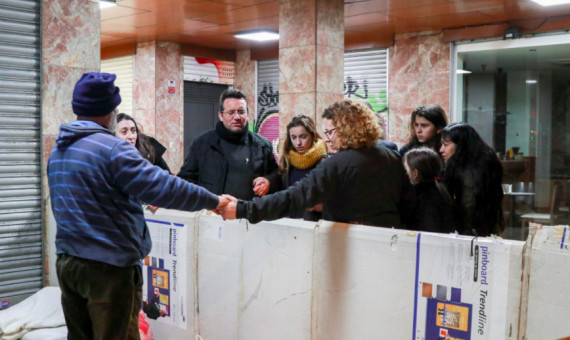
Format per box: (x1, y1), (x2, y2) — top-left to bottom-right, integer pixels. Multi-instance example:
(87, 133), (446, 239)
(214, 194), (239, 220)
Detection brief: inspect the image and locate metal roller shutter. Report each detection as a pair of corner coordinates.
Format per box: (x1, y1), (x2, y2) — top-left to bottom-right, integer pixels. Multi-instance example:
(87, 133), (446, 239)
(344, 49), (389, 135)
(254, 51), (388, 145)
(255, 57), (279, 160)
(256, 58), (278, 128)
(183, 55), (234, 85)
(0, 0), (42, 310)
(101, 55), (134, 116)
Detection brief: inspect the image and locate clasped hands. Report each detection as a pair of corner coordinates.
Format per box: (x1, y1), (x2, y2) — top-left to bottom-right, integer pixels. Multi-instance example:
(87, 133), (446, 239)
(215, 194), (238, 220)
(215, 177), (268, 220)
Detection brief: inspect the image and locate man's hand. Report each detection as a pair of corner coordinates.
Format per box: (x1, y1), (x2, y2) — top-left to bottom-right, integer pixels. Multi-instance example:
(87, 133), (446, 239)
(147, 205), (159, 213)
(214, 194), (237, 218)
(219, 200), (237, 220)
(216, 194), (235, 210)
(252, 177), (270, 197)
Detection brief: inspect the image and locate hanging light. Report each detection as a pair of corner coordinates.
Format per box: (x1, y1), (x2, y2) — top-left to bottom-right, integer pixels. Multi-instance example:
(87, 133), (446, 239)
(530, 0), (570, 6)
(235, 31), (279, 42)
(99, 0), (116, 9)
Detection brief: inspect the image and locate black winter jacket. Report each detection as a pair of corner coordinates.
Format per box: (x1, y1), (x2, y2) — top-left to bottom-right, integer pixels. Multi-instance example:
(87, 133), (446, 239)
(178, 128), (279, 199)
(408, 181), (456, 233)
(147, 136), (171, 173)
(237, 143), (416, 227)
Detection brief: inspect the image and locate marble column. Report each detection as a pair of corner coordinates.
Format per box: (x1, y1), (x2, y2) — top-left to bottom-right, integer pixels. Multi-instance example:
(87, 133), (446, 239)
(278, 0), (344, 141)
(234, 49), (256, 123)
(133, 41), (184, 173)
(388, 32), (451, 146)
(42, 0), (101, 285)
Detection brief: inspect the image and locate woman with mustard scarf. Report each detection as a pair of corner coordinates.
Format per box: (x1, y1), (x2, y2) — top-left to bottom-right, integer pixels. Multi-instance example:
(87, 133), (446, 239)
(278, 115), (328, 220)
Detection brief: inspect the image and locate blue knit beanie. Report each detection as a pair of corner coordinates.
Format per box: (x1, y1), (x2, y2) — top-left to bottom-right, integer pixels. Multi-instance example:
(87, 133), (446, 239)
(71, 72), (121, 117)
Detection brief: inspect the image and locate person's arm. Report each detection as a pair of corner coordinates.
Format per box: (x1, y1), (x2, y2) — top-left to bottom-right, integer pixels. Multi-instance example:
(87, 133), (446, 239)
(398, 165), (416, 229)
(110, 140), (220, 212)
(236, 159), (340, 223)
(177, 141), (200, 184)
(262, 145), (280, 194)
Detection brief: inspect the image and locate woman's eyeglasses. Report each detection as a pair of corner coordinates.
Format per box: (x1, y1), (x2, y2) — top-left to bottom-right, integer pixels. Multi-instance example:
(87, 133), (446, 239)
(324, 128), (336, 137)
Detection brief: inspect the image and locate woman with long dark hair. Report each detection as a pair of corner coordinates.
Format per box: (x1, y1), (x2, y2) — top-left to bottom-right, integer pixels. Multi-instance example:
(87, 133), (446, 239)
(399, 104), (448, 156)
(439, 122), (504, 236)
(116, 113), (171, 173)
(278, 115), (328, 219)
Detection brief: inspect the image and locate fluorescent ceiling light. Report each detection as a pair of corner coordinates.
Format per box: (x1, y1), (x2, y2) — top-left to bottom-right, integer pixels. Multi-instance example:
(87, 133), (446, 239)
(526, 79), (537, 84)
(529, 0), (570, 6)
(456, 69), (472, 74)
(99, 0), (116, 9)
(235, 31), (279, 42)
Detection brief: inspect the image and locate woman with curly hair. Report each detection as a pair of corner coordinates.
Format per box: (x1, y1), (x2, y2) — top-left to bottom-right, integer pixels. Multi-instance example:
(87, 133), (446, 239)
(399, 104), (448, 157)
(279, 115), (328, 220)
(219, 99), (415, 228)
(439, 122), (504, 236)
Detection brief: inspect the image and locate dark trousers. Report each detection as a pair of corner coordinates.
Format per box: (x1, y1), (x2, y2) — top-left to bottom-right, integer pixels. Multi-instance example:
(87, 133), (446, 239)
(56, 254), (142, 340)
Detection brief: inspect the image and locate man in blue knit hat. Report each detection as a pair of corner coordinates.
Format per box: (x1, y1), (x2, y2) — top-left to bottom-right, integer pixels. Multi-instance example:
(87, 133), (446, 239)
(48, 72), (230, 340)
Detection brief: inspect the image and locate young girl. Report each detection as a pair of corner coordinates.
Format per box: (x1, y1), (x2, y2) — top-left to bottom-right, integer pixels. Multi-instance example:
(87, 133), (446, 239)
(404, 147), (456, 233)
(439, 122), (504, 236)
(278, 115), (328, 220)
(399, 104), (448, 157)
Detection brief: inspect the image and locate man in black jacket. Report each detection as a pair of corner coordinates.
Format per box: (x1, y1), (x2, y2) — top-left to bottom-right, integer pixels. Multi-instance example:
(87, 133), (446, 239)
(178, 89), (279, 200)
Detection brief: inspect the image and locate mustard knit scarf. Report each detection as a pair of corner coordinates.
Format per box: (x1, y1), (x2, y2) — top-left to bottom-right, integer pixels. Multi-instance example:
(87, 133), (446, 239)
(288, 139), (327, 170)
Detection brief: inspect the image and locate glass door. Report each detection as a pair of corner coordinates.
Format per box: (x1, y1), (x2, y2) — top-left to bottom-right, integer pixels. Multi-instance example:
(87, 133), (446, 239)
(452, 35), (570, 239)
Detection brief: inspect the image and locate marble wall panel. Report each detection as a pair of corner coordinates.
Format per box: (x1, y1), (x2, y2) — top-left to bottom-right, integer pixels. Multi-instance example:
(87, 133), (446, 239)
(41, 0), (101, 285)
(133, 42), (157, 113)
(42, 0), (99, 69)
(235, 50), (256, 122)
(278, 92), (316, 141)
(155, 42), (183, 172)
(279, 46), (316, 94)
(42, 135), (57, 193)
(163, 141), (184, 174)
(316, 46), (344, 94)
(315, 92), (343, 135)
(133, 109), (156, 137)
(316, 0), (343, 48)
(388, 32), (450, 146)
(42, 65), (91, 135)
(279, 0), (316, 49)
(279, 0), (343, 143)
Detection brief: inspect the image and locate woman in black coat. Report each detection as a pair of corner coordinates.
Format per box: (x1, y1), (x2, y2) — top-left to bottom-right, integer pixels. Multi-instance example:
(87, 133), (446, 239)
(439, 123), (504, 236)
(116, 113), (171, 173)
(220, 99), (416, 228)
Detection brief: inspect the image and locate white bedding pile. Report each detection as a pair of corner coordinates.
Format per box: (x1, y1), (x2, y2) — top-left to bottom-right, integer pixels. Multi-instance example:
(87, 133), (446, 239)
(0, 287), (66, 340)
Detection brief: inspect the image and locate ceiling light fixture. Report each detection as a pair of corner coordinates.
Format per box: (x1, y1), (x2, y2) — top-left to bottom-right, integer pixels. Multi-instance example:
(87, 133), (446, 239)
(234, 31), (279, 42)
(526, 80), (538, 84)
(529, 0), (570, 6)
(456, 69), (472, 74)
(99, 0), (116, 9)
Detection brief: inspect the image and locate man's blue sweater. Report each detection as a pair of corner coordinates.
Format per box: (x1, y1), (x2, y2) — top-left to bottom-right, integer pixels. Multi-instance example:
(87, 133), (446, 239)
(48, 121), (219, 267)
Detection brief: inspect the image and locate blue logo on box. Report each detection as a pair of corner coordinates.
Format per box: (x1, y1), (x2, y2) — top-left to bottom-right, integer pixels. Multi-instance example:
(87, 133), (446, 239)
(0, 300), (9, 308)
